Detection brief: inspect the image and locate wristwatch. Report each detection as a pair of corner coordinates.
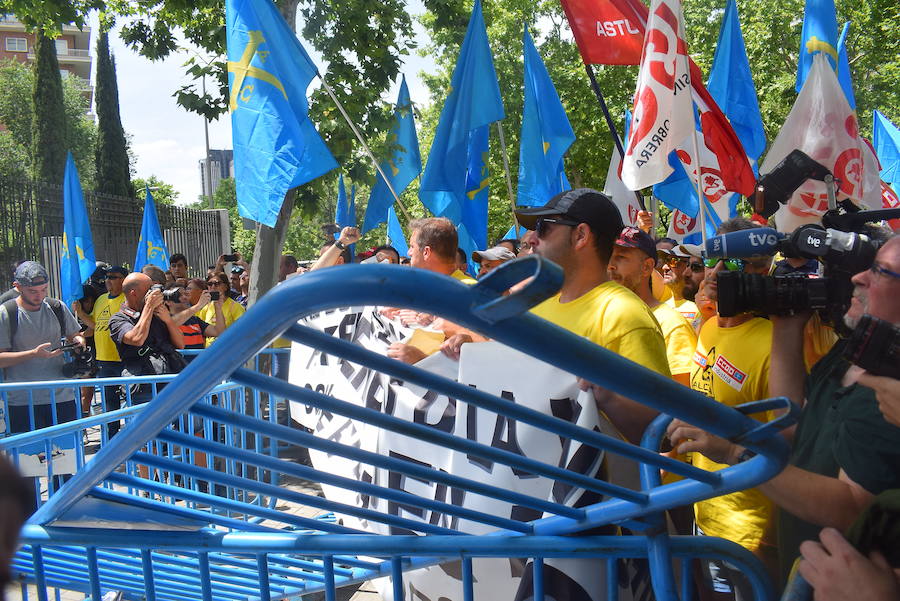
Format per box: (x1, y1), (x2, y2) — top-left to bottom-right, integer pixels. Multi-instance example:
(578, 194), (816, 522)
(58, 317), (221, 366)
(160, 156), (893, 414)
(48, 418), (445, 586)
(334, 240), (346, 250)
(735, 448), (757, 464)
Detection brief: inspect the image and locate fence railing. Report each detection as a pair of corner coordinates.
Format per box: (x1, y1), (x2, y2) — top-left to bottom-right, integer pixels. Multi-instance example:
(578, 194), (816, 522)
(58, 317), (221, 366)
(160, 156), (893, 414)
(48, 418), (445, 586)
(0, 177), (229, 296)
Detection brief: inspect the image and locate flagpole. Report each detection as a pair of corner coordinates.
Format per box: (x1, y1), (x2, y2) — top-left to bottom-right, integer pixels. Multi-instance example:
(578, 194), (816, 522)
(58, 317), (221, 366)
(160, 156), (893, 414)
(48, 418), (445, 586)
(319, 76), (413, 222)
(495, 122), (520, 230)
(677, 17), (709, 245)
(585, 64), (646, 212)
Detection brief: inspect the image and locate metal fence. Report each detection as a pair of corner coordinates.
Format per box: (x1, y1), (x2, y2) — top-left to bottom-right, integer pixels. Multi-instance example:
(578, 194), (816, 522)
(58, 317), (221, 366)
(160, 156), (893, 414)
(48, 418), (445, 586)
(0, 177), (229, 295)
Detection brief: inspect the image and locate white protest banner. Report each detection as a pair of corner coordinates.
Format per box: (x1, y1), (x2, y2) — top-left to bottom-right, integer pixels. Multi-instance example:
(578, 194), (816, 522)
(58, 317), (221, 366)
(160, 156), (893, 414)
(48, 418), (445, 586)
(289, 306), (650, 601)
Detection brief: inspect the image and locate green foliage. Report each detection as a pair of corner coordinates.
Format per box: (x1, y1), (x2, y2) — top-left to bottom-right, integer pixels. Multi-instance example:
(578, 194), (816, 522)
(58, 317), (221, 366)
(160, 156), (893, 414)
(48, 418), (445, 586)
(133, 175), (179, 205)
(94, 30), (133, 198)
(0, 58), (97, 185)
(31, 32), (68, 184)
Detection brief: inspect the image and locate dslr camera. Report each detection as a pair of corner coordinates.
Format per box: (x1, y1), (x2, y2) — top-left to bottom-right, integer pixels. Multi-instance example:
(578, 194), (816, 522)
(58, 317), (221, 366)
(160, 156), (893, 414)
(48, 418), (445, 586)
(843, 315), (900, 379)
(150, 283), (181, 303)
(56, 338), (95, 379)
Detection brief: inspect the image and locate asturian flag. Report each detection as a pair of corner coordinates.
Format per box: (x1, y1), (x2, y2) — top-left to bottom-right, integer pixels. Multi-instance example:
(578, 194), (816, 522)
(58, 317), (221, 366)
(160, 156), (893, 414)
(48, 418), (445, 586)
(763, 53), (880, 231)
(620, 0), (693, 191)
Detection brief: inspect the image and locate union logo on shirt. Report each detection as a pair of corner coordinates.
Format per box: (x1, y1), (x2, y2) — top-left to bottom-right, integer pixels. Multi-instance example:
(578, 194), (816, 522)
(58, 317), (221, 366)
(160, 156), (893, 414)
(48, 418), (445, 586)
(712, 355), (747, 391)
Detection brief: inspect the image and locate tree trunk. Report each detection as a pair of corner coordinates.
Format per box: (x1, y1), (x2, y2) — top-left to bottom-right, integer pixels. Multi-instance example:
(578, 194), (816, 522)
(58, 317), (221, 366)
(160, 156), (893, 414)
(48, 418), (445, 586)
(247, 188), (295, 306)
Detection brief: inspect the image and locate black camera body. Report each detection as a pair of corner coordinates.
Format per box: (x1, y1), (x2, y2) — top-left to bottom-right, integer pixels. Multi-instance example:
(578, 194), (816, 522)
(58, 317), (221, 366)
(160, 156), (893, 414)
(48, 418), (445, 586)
(57, 338), (95, 379)
(150, 283), (181, 303)
(716, 223), (877, 330)
(843, 315), (900, 379)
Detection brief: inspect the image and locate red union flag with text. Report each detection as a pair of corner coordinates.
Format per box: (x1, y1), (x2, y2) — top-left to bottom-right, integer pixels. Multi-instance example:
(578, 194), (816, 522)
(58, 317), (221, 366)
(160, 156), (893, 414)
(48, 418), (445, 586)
(559, 0), (647, 65)
(620, 0), (693, 191)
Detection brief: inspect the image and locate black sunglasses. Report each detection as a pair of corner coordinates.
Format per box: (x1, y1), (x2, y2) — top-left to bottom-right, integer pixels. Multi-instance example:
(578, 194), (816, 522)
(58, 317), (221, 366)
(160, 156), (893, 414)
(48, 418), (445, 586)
(687, 262), (705, 273)
(535, 216), (580, 238)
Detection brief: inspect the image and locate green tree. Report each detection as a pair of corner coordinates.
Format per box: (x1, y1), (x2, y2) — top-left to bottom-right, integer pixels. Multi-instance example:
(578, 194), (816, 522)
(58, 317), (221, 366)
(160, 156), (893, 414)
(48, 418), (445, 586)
(0, 58), (98, 186)
(94, 29), (133, 197)
(133, 175), (179, 205)
(31, 31), (68, 184)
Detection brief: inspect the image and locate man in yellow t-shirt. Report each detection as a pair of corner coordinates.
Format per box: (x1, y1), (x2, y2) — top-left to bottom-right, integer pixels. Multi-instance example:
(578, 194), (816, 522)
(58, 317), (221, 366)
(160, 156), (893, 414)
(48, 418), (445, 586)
(607, 227), (697, 387)
(72, 266), (128, 436)
(385, 217), (480, 364)
(515, 189), (670, 444)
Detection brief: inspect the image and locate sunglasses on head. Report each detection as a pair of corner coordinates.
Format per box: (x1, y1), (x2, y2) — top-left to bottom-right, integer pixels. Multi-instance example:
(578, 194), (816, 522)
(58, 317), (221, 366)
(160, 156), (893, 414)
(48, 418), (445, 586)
(535, 216), (580, 238)
(703, 257), (745, 271)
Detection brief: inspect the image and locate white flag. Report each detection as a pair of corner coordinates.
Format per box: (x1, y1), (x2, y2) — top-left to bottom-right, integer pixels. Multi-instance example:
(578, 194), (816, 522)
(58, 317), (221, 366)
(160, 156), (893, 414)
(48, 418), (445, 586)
(762, 53), (880, 232)
(604, 149), (641, 226)
(621, 0), (694, 191)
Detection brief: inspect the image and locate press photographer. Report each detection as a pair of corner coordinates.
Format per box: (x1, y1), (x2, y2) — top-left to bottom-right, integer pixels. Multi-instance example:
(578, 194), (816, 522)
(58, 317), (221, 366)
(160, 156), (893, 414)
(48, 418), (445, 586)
(108, 272), (185, 406)
(667, 234), (900, 588)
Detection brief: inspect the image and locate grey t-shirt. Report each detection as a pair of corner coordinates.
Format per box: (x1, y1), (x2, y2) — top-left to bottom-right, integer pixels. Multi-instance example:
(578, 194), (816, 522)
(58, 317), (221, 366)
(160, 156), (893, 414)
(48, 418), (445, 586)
(0, 299), (81, 406)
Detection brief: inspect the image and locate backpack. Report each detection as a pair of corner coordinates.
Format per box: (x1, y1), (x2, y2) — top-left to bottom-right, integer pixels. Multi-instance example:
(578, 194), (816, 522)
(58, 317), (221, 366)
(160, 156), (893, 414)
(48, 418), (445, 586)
(2, 297), (68, 349)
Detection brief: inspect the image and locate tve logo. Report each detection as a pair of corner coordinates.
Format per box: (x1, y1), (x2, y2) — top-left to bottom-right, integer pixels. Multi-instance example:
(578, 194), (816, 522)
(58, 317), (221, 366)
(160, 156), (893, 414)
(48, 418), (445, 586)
(749, 231), (778, 248)
(596, 19), (641, 37)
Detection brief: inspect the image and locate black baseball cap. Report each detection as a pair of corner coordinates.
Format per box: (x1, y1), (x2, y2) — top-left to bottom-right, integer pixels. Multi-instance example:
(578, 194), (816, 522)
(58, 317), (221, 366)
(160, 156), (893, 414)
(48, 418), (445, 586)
(106, 266), (128, 277)
(515, 188), (624, 239)
(615, 227), (657, 261)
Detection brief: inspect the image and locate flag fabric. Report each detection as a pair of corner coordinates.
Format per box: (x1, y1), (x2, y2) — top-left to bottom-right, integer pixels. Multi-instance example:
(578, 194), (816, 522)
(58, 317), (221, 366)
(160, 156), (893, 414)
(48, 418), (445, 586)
(517, 25), (575, 207)
(460, 125), (491, 251)
(795, 0), (839, 93)
(706, 0), (766, 164)
(503, 225), (527, 240)
(419, 0), (504, 223)
(763, 53), (880, 232)
(621, 0), (694, 191)
(227, 0), (338, 227)
(386, 206), (408, 257)
(60, 152), (96, 306)
(361, 76), (422, 234)
(134, 187), (170, 272)
(874, 110), (900, 190)
(604, 148), (641, 227)
(334, 175), (356, 261)
(559, 0), (646, 65)
(836, 22), (856, 110)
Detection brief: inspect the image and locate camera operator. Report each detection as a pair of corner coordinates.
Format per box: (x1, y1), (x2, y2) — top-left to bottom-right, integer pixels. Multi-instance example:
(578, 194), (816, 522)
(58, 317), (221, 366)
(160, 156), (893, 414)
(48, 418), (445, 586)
(0, 262), (84, 434)
(667, 234), (900, 587)
(108, 273), (184, 407)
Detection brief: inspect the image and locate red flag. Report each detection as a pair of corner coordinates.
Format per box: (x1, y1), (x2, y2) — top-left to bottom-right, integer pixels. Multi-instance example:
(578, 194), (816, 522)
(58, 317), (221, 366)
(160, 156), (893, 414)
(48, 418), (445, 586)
(882, 181), (900, 231)
(560, 0), (648, 65)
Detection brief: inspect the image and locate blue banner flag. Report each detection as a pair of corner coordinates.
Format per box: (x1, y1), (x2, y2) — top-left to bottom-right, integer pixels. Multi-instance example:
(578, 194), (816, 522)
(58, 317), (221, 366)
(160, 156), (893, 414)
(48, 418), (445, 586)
(517, 25), (575, 207)
(134, 186), (170, 272)
(836, 22), (856, 110)
(386, 206), (408, 257)
(227, 0), (338, 227)
(873, 110), (900, 190)
(61, 152), (96, 306)
(334, 175), (356, 261)
(795, 0), (838, 92)
(419, 0), (504, 223)
(461, 125), (490, 251)
(706, 0), (765, 163)
(362, 76), (422, 234)
(503, 224), (527, 240)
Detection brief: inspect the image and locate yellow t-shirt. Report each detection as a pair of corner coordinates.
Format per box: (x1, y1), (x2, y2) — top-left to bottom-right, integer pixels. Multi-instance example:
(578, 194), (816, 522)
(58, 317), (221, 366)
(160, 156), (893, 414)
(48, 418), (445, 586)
(197, 297), (245, 347)
(652, 302), (697, 378)
(90, 293), (125, 362)
(690, 316), (775, 552)
(531, 281), (670, 377)
(450, 269), (477, 285)
(666, 297), (699, 322)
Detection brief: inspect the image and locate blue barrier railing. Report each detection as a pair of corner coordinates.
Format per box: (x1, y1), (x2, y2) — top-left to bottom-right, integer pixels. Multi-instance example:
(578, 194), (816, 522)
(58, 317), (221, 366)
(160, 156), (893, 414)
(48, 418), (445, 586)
(7, 256), (796, 601)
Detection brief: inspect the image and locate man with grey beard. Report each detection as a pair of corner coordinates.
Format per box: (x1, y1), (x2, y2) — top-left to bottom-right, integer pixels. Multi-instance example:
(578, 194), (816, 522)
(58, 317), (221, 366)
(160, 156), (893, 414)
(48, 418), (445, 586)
(667, 235), (900, 586)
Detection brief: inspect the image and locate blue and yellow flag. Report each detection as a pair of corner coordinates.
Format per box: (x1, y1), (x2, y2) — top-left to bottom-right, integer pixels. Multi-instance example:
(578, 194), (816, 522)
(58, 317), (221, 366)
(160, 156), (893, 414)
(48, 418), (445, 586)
(517, 25), (574, 208)
(419, 0), (504, 223)
(386, 206), (408, 257)
(796, 0), (838, 92)
(362, 76), (421, 234)
(134, 187), (170, 272)
(334, 175), (356, 261)
(836, 22), (856, 110)
(227, 0), (338, 227)
(61, 152), (96, 306)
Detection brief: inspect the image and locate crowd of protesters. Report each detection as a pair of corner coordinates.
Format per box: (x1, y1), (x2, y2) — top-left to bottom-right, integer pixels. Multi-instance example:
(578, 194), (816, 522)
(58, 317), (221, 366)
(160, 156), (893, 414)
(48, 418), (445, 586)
(2, 186), (899, 599)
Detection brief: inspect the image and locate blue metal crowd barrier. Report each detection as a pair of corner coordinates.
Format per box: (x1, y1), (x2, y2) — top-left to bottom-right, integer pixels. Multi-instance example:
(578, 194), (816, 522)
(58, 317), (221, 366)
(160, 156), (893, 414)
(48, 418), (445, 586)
(7, 256), (797, 601)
